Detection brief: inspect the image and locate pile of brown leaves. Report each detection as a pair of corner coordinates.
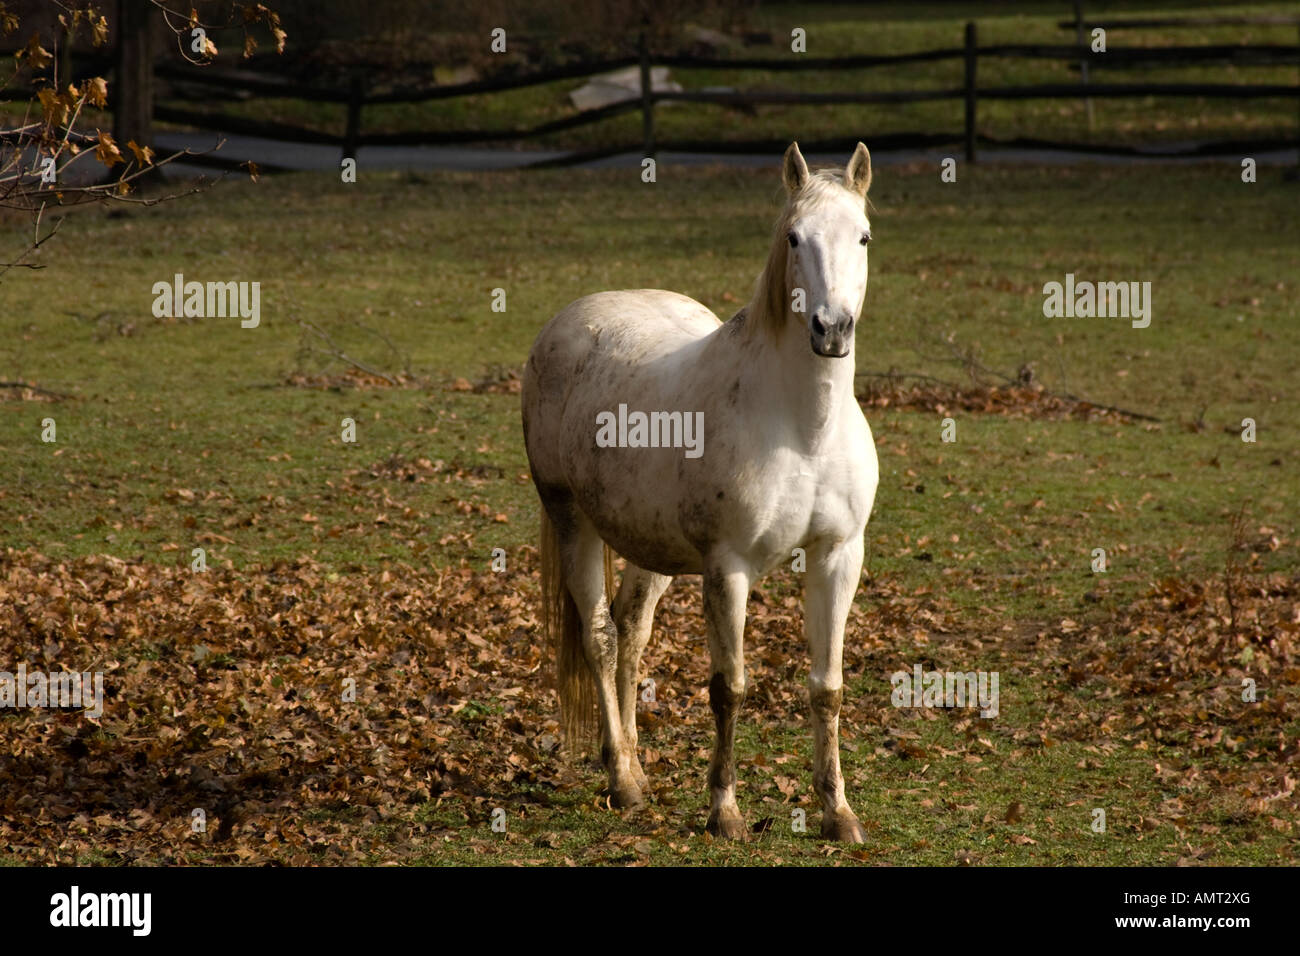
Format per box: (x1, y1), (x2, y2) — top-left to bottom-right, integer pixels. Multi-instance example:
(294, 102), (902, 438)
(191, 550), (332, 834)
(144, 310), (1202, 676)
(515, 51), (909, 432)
(447, 366), (523, 395)
(1070, 571), (1297, 753)
(856, 376), (1144, 422)
(992, 570), (1298, 841)
(281, 367), (423, 390)
(0, 548), (944, 863)
(0, 546), (1292, 864)
(0, 382), (65, 403)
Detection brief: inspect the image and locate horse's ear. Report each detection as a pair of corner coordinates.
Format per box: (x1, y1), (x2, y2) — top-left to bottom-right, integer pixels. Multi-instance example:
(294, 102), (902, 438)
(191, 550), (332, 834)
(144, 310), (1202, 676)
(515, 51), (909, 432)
(782, 142), (809, 194)
(845, 142), (872, 197)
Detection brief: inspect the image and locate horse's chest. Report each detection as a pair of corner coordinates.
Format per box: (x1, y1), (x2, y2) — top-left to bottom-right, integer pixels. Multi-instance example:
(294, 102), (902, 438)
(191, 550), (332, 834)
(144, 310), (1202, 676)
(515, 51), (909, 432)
(717, 451), (870, 568)
(769, 463), (854, 538)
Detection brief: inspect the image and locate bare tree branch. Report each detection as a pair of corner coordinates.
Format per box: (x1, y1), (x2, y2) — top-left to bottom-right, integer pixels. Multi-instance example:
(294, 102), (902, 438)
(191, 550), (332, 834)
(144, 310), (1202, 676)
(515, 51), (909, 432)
(296, 319), (401, 386)
(0, 1), (286, 279)
(0, 380), (75, 400)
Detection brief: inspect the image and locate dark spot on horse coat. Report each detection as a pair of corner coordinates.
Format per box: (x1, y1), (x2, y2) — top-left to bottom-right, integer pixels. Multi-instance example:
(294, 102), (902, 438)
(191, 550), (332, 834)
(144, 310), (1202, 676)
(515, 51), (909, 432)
(810, 686), (842, 716)
(708, 671), (744, 718)
(716, 490), (724, 500)
(707, 672), (745, 792)
(535, 482), (572, 510)
(809, 686), (845, 797)
(629, 576), (649, 606)
(680, 497), (721, 552)
(535, 483), (578, 536)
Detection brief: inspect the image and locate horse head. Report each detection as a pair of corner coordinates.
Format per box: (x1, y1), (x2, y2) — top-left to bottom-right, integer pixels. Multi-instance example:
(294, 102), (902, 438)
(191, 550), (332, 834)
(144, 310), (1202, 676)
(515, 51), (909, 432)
(775, 141), (874, 358)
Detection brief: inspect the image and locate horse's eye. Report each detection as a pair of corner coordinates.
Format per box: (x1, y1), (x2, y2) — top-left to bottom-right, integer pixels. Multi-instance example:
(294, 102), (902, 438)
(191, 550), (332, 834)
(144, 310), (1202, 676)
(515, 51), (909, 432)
(787, 232), (798, 248)
(860, 231), (871, 246)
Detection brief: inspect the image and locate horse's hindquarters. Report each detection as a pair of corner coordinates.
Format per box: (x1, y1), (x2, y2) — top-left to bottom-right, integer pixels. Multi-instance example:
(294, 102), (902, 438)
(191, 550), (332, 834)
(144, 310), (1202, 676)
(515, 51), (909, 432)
(523, 290), (725, 572)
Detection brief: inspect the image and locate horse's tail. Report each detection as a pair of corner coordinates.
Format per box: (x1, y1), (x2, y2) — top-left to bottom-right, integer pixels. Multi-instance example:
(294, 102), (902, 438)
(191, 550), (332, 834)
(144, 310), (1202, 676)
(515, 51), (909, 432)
(539, 507), (615, 754)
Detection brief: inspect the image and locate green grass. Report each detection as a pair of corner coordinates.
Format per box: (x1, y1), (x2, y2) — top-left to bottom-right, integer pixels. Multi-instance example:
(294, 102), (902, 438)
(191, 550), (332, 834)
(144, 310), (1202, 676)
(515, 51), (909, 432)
(0, 156), (1296, 866)
(3, 160), (1295, 596)
(394, 740), (1294, 866)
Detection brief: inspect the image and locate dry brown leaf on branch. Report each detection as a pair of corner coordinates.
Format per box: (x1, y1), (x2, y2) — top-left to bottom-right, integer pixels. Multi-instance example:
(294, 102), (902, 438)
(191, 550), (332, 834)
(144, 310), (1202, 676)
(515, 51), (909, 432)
(94, 131), (123, 167)
(37, 88), (72, 127)
(127, 140), (155, 166)
(18, 32), (52, 69)
(85, 77), (108, 109)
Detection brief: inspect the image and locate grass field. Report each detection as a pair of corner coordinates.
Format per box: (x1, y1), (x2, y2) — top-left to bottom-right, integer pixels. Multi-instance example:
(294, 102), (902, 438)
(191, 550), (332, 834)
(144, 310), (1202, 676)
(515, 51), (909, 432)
(0, 155), (1297, 865)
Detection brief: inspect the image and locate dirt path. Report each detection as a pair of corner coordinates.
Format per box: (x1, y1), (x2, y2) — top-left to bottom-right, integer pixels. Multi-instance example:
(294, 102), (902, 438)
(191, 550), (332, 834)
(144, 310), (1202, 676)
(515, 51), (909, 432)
(153, 130), (1300, 177)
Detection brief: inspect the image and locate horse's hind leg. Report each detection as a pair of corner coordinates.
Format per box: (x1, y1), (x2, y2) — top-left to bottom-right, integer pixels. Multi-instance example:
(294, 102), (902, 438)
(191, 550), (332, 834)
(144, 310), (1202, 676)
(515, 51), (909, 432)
(611, 564), (672, 791)
(558, 512), (644, 808)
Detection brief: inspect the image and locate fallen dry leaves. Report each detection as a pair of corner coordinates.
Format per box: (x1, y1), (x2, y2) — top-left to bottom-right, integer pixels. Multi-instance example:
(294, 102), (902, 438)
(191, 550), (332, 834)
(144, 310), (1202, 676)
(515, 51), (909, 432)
(0, 545), (1293, 864)
(0, 548), (944, 863)
(857, 377), (1147, 422)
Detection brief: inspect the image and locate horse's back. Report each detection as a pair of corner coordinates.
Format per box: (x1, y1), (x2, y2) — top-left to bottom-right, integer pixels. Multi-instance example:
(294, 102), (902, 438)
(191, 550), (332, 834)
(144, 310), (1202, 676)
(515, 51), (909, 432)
(523, 289), (721, 465)
(531, 290), (720, 374)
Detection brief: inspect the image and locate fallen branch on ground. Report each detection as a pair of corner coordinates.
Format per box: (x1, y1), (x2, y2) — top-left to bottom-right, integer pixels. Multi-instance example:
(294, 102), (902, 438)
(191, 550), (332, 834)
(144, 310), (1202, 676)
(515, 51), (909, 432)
(295, 318), (400, 385)
(0, 380), (74, 399)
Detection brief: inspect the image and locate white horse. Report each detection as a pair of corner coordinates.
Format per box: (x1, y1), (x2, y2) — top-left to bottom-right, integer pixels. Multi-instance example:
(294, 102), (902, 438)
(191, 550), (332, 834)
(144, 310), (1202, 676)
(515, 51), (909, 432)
(522, 142), (879, 841)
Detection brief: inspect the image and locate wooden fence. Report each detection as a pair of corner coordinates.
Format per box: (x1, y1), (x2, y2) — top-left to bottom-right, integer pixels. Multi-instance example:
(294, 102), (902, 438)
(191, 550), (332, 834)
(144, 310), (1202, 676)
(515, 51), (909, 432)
(5, 19), (1299, 168)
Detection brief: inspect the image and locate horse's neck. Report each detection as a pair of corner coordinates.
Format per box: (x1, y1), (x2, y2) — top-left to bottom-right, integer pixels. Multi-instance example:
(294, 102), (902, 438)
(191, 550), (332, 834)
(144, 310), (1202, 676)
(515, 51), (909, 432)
(740, 310), (857, 447)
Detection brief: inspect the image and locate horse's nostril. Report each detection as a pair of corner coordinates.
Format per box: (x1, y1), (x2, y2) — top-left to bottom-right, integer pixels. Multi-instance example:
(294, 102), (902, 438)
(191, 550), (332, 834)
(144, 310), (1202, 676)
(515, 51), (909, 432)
(811, 315), (826, 335)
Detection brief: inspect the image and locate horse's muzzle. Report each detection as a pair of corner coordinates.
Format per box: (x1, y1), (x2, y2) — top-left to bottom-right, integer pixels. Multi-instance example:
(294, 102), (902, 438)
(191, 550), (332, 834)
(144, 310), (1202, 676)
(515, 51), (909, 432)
(811, 343), (852, 361)
(810, 312), (854, 358)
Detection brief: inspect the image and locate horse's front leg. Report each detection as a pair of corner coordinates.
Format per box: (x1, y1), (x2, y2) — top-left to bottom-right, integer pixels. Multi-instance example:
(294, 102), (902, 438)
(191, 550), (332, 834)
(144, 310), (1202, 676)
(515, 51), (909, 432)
(805, 536), (868, 843)
(702, 561), (751, 840)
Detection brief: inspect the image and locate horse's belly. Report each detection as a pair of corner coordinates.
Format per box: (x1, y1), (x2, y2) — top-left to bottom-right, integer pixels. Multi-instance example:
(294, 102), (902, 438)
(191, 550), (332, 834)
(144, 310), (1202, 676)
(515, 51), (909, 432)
(568, 436), (875, 578)
(595, 521), (703, 576)
(571, 451), (704, 575)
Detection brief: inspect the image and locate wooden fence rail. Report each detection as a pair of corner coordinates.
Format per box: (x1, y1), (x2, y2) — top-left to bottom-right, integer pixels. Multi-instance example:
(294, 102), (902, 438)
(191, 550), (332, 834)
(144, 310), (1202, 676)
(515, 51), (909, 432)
(1057, 15), (1300, 29)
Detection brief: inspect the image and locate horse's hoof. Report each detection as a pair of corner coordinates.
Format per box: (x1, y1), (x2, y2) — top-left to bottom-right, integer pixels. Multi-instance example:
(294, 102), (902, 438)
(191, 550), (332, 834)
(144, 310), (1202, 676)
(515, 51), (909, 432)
(706, 810), (750, 841)
(821, 811), (868, 843)
(609, 782), (644, 809)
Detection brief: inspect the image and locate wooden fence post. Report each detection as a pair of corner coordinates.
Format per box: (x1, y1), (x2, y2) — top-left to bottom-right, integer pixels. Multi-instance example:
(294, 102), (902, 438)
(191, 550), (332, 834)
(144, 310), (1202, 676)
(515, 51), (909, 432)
(57, 17), (73, 89)
(114, 0), (154, 159)
(639, 31), (656, 160)
(1074, 0), (1095, 130)
(964, 21), (977, 163)
(343, 74), (364, 163)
